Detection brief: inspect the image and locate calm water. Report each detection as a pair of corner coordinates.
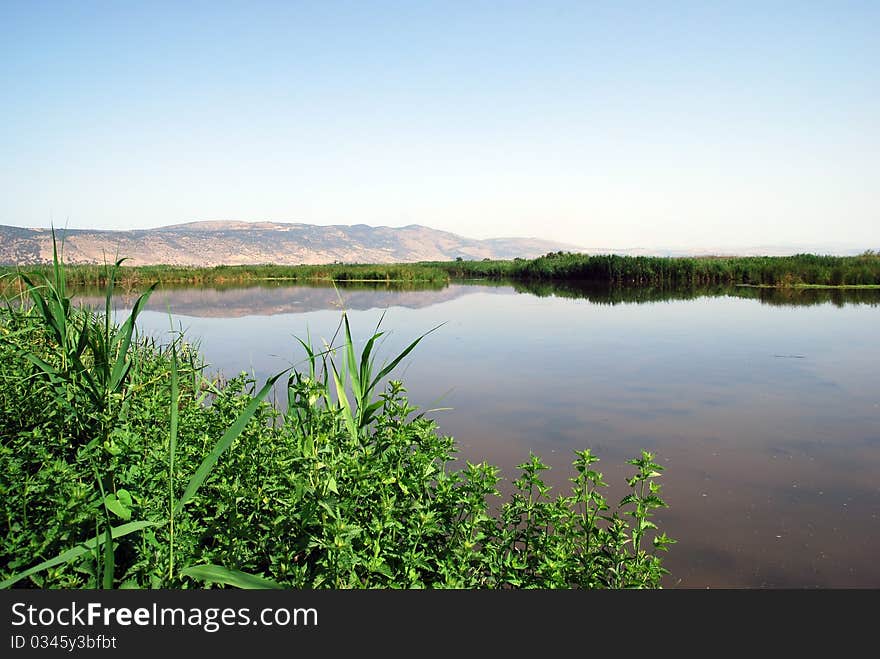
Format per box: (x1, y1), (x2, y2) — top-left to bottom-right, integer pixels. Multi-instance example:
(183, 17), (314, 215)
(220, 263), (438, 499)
(97, 281), (880, 588)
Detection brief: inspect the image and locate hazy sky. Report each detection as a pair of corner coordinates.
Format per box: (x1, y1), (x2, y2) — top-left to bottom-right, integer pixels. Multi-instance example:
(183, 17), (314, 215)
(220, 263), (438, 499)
(2, 1), (878, 249)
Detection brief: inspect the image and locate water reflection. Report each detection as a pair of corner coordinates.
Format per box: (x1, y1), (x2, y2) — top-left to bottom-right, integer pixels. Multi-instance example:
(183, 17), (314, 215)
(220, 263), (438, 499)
(69, 279), (880, 319)
(509, 280), (880, 308)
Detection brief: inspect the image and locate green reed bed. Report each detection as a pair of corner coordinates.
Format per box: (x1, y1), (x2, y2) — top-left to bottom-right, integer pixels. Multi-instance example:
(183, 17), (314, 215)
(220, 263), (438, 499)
(0, 262), (451, 289)
(4, 251), (878, 291)
(430, 251), (880, 287)
(0, 239), (674, 589)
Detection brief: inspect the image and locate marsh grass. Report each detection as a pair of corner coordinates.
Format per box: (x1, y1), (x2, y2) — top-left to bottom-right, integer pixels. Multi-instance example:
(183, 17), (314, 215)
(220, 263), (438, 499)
(432, 251), (880, 286)
(0, 262), (451, 288)
(1, 236), (674, 589)
(4, 250), (879, 291)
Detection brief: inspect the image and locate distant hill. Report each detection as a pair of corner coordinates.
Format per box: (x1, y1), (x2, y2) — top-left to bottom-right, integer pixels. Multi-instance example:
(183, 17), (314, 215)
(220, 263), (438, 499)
(0, 221), (584, 266)
(0, 221), (871, 266)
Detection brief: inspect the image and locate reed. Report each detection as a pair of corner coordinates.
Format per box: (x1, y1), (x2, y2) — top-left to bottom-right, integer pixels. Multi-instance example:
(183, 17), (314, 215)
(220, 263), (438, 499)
(0, 262), (451, 288)
(4, 251), (878, 291)
(430, 250), (880, 286)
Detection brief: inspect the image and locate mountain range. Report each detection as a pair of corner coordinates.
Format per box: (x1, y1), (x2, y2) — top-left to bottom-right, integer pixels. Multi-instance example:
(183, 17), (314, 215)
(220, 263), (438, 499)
(0, 221), (871, 266)
(0, 221), (582, 266)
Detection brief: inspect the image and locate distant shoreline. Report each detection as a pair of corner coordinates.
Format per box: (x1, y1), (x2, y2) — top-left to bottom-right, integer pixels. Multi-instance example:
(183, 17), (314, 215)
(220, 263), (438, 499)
(2, 252), (879, 290)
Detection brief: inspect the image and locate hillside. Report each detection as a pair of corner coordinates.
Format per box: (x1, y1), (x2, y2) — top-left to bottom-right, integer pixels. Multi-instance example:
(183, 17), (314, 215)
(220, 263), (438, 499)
(0, 221), (582, 266)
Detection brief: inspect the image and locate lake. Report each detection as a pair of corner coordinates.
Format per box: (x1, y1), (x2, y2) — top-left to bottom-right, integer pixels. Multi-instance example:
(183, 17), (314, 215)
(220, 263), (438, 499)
(92, 280), (880, 588)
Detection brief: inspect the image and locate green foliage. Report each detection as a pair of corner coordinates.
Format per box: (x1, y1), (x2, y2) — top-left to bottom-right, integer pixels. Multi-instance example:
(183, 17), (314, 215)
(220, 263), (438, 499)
(429, 252), (880, 286)
(1, 249), (675, 589)
(0, 262), (450, 288)
(0, 230), (163, 587)
(4, 251), (878, 291)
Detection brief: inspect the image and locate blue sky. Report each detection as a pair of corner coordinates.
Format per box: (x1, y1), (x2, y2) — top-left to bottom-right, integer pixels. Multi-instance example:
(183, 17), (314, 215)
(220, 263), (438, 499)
(1, 1), (877, 249)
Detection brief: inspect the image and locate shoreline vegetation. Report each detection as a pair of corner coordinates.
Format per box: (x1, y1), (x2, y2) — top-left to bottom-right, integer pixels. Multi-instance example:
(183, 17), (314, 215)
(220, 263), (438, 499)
(2, 251), (879, 289)
(0, 238), (674, 589)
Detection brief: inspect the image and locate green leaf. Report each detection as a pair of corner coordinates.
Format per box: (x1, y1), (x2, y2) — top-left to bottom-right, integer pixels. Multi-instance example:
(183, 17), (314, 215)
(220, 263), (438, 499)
(109, 283), (158, 394)
(360, 400), (384, 427)
(619, 494), (638, 507)
(342, 313), (362, 404)
(22, 353), (60, 379)
(331, 363), (357, 442)
(181, 565), (284, 589)
(370, 323), (443, 392)
(104, 492), (132, 520)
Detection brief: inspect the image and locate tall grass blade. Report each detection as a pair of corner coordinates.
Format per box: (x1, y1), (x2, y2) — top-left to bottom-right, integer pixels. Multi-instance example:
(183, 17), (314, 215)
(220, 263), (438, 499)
(294, 336), (316, 379)
(180, 565), (284, 589)
(18, 273), (61, 344)
(331, 362), (357, 441)
(359, 309), (387, 391)
(50, 225), (65, 299)
(342, 313), (361, 403)
(109, 282), (158, 393)
(102, 524), (114, 589)
(169, 343), (179, 579)
(369, 323), (444, 392)
(0, 521), (157, 589)
(22, 353), (60, 380)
